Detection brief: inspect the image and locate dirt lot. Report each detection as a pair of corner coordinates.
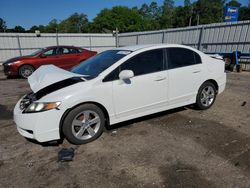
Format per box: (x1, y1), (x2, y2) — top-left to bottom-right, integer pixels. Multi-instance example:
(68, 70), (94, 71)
(0, 69), (250, 188)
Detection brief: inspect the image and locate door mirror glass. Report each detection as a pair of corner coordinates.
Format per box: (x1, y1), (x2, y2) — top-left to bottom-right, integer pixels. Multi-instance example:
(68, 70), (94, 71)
(119, 70), (134, 80)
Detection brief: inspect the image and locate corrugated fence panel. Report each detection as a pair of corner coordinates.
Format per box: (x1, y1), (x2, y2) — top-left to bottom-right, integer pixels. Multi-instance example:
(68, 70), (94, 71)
(0, 33), (116, 62)
(1, 21), (250, 63)
(118, 20), (250, 55)
(138, 33), (163, 44)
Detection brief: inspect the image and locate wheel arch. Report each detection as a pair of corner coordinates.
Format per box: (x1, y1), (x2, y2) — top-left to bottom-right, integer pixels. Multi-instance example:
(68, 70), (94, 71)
(201, 79), (219, 93)
(59, 101), (110, 139)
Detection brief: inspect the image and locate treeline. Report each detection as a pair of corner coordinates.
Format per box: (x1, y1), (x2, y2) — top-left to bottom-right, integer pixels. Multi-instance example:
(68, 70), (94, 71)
(0, 0), (249, 33)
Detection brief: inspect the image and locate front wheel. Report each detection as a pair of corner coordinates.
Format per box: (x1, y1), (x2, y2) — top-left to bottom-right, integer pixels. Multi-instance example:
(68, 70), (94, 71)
(19, 65), (35, 78)
(196, 82), (217, 110)
(62, 104), (105, 145)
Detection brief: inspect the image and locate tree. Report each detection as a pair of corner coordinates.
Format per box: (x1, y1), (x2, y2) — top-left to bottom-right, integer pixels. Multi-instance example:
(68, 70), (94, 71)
(90, 6), (146, 33)
(184, 0), (191, 7)
(139, 2), (162, 30)
(13, 26), (26, 32)
(172, 6), (192, 27)
(160, 0), (175, 28)
(193, 0), (225, 25)
(226, 0), (241, 7)
(45, 19), (58, 33)
(58, 13), (89, 33)
(239, 6), (250, 20)
(0, 18), (7, 32)
(29, 25), (39, 33)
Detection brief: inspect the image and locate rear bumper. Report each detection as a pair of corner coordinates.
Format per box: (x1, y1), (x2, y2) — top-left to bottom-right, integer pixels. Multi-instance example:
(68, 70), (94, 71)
(218, 73), (226, 94)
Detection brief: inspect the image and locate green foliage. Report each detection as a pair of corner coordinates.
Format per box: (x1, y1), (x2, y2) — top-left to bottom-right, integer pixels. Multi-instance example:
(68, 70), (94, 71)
(90, 6), (146, 33)
(139, 2), (162, 30)
(160, 0), (175, 28)
(45, 19), (58, 33)
(239, 6), (250, 20)
(0, 18), (7, 32)
(3, 0), (250, 33)
(58, 13), (88, 33)
(193, 0), (225, 25)
(226, 0), (241, 7)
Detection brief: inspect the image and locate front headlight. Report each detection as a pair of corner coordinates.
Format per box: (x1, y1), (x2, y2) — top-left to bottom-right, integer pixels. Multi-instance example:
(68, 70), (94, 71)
(7, 61), (20, 65)
(23, 102), (61, 113)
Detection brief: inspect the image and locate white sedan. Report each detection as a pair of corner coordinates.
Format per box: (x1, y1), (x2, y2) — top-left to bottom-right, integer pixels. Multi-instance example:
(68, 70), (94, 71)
(14, 44), (226, 144)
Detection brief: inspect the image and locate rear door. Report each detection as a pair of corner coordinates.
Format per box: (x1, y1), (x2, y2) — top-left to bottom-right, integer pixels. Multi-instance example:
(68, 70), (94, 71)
(54, 47), (80, 69)
(166, 47), (204, 106)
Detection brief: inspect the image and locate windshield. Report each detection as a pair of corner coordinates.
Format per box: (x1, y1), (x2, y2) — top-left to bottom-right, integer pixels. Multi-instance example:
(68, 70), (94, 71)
(71, 50), (131, 79)
(30, 48), (45, 56)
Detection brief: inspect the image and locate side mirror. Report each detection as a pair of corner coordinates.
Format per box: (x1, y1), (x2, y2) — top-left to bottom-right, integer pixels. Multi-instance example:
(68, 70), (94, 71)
(40, 54), (47, 58)
(119, 70), (134, 80)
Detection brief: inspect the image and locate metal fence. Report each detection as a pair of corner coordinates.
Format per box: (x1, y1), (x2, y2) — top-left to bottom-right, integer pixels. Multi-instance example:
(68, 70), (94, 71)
(0, 33), (116, 62)
(0, 20), (250, 62)
(118, 20), (250, 54)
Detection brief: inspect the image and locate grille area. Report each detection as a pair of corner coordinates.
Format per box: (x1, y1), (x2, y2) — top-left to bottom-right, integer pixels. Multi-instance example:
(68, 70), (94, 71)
(20, 92), (36, 110)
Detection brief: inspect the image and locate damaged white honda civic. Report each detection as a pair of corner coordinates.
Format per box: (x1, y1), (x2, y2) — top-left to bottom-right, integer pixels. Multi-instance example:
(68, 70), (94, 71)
(14, 44), (226, 144)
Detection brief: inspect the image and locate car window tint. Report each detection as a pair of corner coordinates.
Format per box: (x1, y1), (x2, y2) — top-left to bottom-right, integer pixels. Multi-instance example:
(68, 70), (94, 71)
(68, 48), (79, 54)
(167, 48), (201, 69)
(120, 49), (164, 76)
(43, 49), (56, 56)
(194, 52), (202, 64)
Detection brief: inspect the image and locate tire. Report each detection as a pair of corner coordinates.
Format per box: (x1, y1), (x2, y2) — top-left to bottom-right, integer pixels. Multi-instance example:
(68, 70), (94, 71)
(196, 81), (217, 110)
(19, 65), (35, 78)
(62, 104), (105, 145)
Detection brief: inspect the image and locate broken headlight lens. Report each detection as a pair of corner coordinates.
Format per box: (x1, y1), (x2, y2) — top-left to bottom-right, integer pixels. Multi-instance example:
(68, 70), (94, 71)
(23, 102), (61, 113)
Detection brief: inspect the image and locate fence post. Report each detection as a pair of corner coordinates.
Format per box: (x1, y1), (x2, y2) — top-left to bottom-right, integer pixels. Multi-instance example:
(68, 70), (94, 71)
(162, 31), (165, 43)
(16, 35), (22, 56)
(136, 34), (139, 45)
(89, 36), (92, 50)
(56, 32), (59, 46)
(197, 26), (204, 50)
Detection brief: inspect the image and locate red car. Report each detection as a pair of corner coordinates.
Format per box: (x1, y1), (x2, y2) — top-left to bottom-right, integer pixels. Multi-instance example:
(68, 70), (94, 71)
(3, 45), (97, 78)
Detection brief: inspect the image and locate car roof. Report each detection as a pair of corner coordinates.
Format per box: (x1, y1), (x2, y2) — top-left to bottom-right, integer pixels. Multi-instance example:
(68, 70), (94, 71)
(45, 45), (81, 49)
(115, 44), (195, 52)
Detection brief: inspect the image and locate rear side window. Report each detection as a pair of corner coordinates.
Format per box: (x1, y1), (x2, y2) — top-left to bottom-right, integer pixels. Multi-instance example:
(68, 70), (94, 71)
(69, 48), (81, 54)
(167, 48), (202, 69)
(120, 49), (164, 76)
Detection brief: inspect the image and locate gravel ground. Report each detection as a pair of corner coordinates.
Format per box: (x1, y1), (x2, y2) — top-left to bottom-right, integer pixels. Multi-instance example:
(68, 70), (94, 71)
(0, 69), (250, 188)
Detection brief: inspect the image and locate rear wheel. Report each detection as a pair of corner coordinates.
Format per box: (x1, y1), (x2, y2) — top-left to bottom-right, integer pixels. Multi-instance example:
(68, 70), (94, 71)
(62, 104), (105, 145)
(19, 65), (35, 78)
(196, 82), (217, 110)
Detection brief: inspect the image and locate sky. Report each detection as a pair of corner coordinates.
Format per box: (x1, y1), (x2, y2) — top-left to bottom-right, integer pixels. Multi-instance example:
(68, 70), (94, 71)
(0, 0), (249, 29)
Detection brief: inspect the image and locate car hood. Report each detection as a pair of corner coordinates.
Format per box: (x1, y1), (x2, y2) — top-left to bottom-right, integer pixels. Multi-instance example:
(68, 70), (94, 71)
(3, 55), (34, 65)
(28, 65), (85, 93)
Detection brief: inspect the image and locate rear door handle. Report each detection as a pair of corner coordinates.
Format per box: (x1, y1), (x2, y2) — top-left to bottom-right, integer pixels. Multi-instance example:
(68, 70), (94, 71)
(193, 70), (201, 74)
(154, 76), (166, 81)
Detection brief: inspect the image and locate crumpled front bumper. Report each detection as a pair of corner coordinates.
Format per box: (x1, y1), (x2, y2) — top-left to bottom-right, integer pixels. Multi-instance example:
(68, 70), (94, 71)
(13, 98), (63, 142)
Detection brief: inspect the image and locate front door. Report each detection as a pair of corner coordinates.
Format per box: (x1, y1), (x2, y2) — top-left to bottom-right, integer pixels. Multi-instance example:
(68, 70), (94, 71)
(112, 49), (168, 119)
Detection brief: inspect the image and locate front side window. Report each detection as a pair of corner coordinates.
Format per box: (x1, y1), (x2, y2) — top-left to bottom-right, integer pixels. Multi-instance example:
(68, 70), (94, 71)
(103, 49), (164, 82)
(167, 48), (201, 69)
(43, 48), (56, 56)
(121, 49), (164, 76)
(71, 50), (131, 79)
